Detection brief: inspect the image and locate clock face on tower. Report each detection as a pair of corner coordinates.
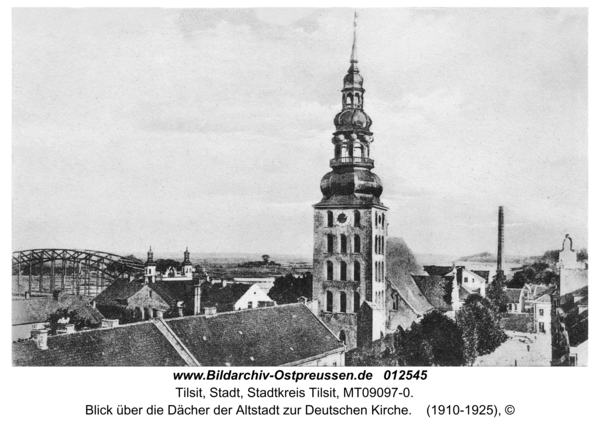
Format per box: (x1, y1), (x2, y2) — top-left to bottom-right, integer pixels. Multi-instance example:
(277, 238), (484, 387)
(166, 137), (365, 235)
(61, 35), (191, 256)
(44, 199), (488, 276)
(337, 213), (347, 224)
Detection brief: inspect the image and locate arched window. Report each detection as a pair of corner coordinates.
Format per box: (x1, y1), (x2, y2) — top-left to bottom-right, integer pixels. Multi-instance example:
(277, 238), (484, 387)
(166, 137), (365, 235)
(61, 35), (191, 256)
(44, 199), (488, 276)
(375, 261), (378, 282)
(340, 235), (347, 253)
(354, 210), (360, 227)
(381, 237), (385, 255)
(327, 234), (334, 253)
(354, 291), (361, 312)
(340, 261), (347, 281)
(339, 330), (346, 343)
(341, 144), (349, 157)
(346, 94), (353, 106)
(354, 261), (361, 281)
(355, 93), (361, 107)
(353, 143), (363, 158)
(326, 291), (333, 312)
(327, 211), (333, 227)
(392, 291), (400, 310)
(354, 235), (360, 253)
(340, 292), (347, 313)
(326, 261), (333, 280)
(382, 213), (386, 225)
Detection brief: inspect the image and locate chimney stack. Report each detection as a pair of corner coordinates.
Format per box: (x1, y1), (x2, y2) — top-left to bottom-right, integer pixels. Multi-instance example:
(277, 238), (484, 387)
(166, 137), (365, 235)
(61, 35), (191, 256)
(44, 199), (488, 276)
(497, 206), (505, 276)
(194, 284), (202, 315)
(204, 306), (217, 316)
(24, 291), (30, 300)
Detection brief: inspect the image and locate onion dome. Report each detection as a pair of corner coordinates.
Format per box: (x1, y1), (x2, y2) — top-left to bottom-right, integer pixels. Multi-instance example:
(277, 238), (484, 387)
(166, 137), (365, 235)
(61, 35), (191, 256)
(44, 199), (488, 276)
(319, 168), (383, 205)
(334, 109), (372, 132)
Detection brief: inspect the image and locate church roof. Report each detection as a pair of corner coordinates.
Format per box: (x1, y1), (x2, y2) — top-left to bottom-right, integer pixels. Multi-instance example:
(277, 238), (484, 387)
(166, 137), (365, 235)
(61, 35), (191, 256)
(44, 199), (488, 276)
(412, 275), (453, 312)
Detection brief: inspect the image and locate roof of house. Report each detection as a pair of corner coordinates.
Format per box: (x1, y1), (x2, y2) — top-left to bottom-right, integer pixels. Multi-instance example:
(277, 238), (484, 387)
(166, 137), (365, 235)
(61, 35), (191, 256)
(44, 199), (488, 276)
(165, 303), (343, 366)
(149, 278), (201, 307)
(385, 237), (433, 315)
(472, 270), (490, 282)
(13, 294), (104, 326)
(560, 268), (588, 297)
(412, 275), (453, 312)
(203, 283), (255, 310)
(93, 278), (147, 307)
(505, 288), (522, 304)
(12, 322), (189, 366)
(423, 265), (454, 277)
(459, 286), (473, 302)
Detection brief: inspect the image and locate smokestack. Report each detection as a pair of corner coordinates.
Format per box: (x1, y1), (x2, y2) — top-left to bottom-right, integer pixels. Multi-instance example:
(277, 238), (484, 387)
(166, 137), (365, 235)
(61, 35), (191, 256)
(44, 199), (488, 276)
(497, 206), (504, 276)
(194, 284), (202, 315)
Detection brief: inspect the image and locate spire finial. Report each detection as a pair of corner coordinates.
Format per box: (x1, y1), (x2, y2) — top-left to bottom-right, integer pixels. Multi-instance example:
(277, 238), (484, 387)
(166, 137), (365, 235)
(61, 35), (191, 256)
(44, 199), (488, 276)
(350, 11), (358, 64)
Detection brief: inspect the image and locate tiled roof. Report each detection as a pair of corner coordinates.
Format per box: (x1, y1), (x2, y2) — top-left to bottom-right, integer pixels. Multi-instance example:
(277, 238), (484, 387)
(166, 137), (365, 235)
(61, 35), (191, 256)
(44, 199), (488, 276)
(13, 294), (104, 326)
(93, 278), (146, 307)
(149, 278), (200, 307)
(165, 304), (344, 366)
(412, 275), (453, 312)
(386, 238), (433, 314)
(560, 286), (588, 347)
(423, 265), (454, 277)
(459, 286), (473, 302)
(472, 270), (490, 282)
(505, 288), (522, 304)
(203, 283), (253, 311)
(12, 322), (189, 366)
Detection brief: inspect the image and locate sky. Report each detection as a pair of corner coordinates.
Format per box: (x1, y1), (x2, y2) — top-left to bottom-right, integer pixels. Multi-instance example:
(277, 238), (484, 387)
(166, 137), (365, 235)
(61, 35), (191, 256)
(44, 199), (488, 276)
(12, 8), (588, 258)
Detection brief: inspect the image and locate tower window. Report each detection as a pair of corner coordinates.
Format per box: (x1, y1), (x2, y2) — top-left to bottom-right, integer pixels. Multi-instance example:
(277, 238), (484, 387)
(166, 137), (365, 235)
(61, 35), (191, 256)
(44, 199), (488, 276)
(354, 235), (361, 253)
(354, 210), (361, 227)
(354, 291), (360, 313)
(339, 330), (346, 343)
(327, 234), (334, 253)
(392, 291), (399, 310)
(381, 237), (385, 255)
(326, 261), (333, 281)
(327, 211), (334, 227)
(340, 292), (347, 313)
(340, 261), (347, 281)
(340, 235), (347, 253)
(326, 291), (333, 312)
(354, 261), (361, 282)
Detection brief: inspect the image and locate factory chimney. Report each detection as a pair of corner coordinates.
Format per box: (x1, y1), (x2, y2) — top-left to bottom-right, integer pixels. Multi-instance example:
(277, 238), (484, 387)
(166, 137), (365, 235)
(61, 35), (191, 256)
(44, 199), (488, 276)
(496, 206), (505, 277)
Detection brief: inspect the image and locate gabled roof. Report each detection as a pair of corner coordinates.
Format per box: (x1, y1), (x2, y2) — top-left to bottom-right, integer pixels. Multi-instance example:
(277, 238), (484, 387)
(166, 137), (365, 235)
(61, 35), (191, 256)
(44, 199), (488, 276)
(13, 294), (104, 326)
(385, 237), (433, 314)
(505, 288), (522, 304)
(203, 283), (254, 310)
(412, 275), (453, 312)
(12, 322), (189, 366)
(165, 304), (344, 366)
(149, 278), (200, 307)
(472, 270), (490, 282)
(93, 278), (146, 307)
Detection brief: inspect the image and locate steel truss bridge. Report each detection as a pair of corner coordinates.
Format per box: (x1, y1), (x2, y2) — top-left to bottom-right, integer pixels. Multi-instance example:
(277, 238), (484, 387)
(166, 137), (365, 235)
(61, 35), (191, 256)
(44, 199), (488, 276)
(12, 249), (145, 297)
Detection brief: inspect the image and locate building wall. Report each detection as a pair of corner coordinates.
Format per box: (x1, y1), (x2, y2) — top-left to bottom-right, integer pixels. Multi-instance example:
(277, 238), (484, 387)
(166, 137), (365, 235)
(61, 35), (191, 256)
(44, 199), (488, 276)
(313, 207), (387, 349)
(233, 284), (274, 310)
(533, 301), (551, 333)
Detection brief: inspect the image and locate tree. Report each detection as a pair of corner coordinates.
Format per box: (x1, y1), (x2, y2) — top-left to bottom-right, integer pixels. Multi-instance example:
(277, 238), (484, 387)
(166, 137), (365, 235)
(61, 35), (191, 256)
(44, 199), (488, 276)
(48, 307), (98, 334)
(268, 273), (312, 305)
(397, 311), (466, 366)
(487, 273), (509, 313)
(262, 254), (270, 265)
(577, 248), (588, 263)
(457, 294), (508, 365)
(155, 259), (181, 274)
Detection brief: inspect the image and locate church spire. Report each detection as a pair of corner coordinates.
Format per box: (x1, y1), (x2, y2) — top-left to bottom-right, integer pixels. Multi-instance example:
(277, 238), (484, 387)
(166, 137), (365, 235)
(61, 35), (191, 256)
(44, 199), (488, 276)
(350, 11), (358, 64)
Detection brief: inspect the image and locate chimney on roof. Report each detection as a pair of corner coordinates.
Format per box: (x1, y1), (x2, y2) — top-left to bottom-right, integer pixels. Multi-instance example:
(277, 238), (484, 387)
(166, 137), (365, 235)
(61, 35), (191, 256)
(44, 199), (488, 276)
(155, 309), (164, 319)
(101, 319), (119, 328)
(497, 206), (505, 277)
(31, 329), (49, 350)
(194, 284), (202, 316)
(52, 290), (62, 301)
(24, 291), (30, 300)
(91, 299), (96, 309)
(177, 301), (184, 317)
(204, 306), (217, 316)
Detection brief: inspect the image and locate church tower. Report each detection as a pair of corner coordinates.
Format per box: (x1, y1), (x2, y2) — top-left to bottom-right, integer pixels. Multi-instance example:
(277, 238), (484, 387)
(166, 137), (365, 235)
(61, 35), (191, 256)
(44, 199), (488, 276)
(312, 16), (388, 349)
(144, 246), (156, 284)
(182, 247), (193, 278)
